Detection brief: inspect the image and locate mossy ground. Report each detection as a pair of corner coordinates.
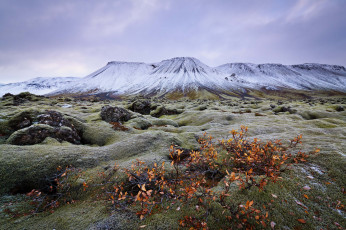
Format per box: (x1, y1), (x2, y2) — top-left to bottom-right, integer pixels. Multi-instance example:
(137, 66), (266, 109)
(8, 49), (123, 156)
(0, 95), (345, 229)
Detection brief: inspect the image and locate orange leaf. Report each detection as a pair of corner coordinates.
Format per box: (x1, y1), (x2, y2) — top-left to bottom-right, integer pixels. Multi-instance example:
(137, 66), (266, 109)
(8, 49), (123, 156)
(297, 219), (306, 223)
(249, 200), (254, 207)
(303, 194), (309, 199)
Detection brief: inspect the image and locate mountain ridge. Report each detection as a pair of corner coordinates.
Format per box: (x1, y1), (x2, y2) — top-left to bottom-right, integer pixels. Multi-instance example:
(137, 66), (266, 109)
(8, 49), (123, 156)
(1, 57), (345, 97)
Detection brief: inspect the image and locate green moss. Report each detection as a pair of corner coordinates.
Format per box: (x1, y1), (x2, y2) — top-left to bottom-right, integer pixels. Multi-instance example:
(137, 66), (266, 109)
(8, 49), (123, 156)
(176, 112), (213, 127)
(312, 120), (338, 129)
(298, 110), (332, 120)
(80, 121), (120, 146)
(159, 114), (179, 120)
(0, 119), (11, 136)
(127, 117), (152, 130)
(151, 118), (179, 127)
(1, 200), (109, 230)
(322, 118), (346, 126)
(1, 96), (345, 229)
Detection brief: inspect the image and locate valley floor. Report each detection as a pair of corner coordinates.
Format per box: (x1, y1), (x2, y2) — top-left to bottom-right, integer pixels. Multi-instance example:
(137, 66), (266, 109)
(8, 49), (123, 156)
(0, 94), (345, 229)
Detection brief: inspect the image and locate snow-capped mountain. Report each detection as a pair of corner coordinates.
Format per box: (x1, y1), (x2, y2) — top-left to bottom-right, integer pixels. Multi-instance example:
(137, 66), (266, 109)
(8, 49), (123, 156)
(55, 57), (345, 95)
(217, 62), (346, 91)
(55, 57), (228, 95)
(0, 77), (79, 97)
(1, 57), (346, 97)
(55, 61), (154, 95)
(132, 57), (229, 93)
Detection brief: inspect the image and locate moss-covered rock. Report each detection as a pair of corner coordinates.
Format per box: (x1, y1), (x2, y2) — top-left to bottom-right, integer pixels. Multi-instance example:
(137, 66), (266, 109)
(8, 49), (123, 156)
(334, 105), (344, 112)
(100, 106), (132, 122)
(128, 117), (152, 130)
(6, 124), (81, 145)
(273, 106), (296, 114)
(7, 109), (41, 131)
(150, 105), (182, 118)
(299, 110), (332, 120)
(128, 100), (151, 115)
(151, 118), (179, 127)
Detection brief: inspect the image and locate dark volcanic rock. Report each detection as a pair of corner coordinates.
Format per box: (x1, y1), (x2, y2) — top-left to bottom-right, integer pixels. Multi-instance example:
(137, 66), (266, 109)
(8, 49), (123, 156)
(6, 110), (83, 145)
(129, 100), (151, 115)
(6, 124), (81, 145)
(11, 92), (44, 105)
(150, 106), (182, 118)
(37, 110), (72, 127)
(8, 110), (75, 131)
(272, 106), (296, 114)
(2, 93), (14, 99)
(335, 105), (344, 112)
(101, 106), (132, 123)
(8, 110), (40, 131)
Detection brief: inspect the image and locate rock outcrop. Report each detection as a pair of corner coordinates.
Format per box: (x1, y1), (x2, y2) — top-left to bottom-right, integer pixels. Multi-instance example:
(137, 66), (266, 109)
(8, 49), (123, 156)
(100, 106), (132, 123)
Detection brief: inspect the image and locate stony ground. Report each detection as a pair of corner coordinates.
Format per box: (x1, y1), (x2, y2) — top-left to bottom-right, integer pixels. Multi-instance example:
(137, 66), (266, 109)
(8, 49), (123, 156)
(0, 93), (345, 229)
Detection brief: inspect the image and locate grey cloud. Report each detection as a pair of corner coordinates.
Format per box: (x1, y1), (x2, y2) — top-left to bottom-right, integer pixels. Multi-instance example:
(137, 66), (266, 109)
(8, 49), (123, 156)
(0, 0), (345, 83)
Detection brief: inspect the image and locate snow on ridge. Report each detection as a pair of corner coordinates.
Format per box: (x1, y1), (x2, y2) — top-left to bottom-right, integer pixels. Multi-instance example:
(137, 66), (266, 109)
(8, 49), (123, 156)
(2, 57), (346, 97)
(217, 62), (346, 91)
(0, 77), (79, 97)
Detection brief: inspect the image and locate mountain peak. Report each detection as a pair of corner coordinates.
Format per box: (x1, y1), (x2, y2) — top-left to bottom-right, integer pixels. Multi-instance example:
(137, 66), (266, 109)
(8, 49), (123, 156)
(106, 61), (145, 66)
(167, 56), (200, 61)
(153, 57), (211, 75)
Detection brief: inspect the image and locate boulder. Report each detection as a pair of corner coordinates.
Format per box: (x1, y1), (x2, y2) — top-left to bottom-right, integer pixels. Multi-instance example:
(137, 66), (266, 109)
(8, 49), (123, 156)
(2, 93), (14, 100)
(128, 100), (151, 115)
(150, 105), (182, 118)
(151, 119), (179, 127)
(6, 124), (81, 145)
(100, 106), (132, 123)
(6, 110), (83, 145)
(11, 92), (44, 105)
(8, 110), (76, 131)
(8, 110), (40, 131)
(37, 110), (72, 127)
(273, 106), (296, 114)
(335, 105), (344, 112)
(130, 118), (152, 130)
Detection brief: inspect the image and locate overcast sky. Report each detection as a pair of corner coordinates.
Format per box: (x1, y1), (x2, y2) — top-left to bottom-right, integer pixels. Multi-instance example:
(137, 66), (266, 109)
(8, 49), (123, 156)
(0, 0), (345, 83)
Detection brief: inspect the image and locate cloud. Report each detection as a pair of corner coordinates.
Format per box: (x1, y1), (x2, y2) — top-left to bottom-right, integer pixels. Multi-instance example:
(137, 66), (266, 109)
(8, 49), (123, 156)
(85, 0), (169, 36)
(285, 0), (328, 22)
(0, 0), (345, 83)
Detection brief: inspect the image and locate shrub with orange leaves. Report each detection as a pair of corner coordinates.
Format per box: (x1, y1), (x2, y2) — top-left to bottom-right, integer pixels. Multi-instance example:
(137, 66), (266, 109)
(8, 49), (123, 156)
(103, 126), (320, 229)
(108, 160), (169, 219)
(14, 126), (319, 229)
(219, 125), (318, 191)
(25, 166), (83, 214)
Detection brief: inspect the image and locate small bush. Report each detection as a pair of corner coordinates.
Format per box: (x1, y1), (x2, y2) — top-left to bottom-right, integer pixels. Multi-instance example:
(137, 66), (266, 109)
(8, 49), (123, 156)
(6, 126), (319, 229)
(103, 126), (319, 229)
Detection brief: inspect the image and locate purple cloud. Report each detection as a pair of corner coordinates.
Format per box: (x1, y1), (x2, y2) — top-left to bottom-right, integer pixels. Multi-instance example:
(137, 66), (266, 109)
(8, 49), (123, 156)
(0, 0), (345, 83)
